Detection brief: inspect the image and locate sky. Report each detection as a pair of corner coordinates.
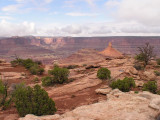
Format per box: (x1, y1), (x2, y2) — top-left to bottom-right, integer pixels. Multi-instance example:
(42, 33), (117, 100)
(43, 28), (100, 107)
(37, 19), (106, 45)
(0, 0), (160, 37)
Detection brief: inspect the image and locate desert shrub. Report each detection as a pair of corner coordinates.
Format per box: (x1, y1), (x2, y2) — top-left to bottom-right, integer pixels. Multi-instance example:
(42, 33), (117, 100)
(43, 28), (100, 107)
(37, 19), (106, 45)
(11, 58), (24, 67)
(29, 66), (44, 75)
(11, 58), (44, 75)
(135, 53), (145, 62)
(110, 77), (135, 92)
(97, 68), (111, 80)
(41, 76), (53, 86)
(48, 66), (69, 84)
(135, 43), (155, 67)
(13, 84), (56, 117)
(29, 65), (39, 75)
(38, 68), (45, 75)
(0, 80), (12, 110)
(154, 71), (160, 76)
(157, 90), (160, 95)
(83, 64), (87, 67)
(35, 61), (42, 65)
(142, 81), (157, 94)
(156, 59), (160, 65)
(33, 77), (39, 83)
(66, 65), (78, 69)
(134, 91), (139, 94)
(22, 59), (35, 69)
(86, 65), (100, 69)
(133, 63), (143, 70)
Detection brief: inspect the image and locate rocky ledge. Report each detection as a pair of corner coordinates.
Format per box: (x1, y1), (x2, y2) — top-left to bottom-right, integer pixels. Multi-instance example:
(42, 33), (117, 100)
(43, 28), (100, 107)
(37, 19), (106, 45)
(19, 89), (160, 120)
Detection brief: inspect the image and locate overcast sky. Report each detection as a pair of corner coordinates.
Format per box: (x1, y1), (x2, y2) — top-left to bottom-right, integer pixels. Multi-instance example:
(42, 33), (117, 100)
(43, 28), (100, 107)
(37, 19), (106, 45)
(0, 0), (160, 37)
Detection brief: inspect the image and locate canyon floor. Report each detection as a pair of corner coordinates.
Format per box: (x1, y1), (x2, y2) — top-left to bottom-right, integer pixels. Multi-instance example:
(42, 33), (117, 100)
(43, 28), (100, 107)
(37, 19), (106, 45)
(0, 49), (160, 120)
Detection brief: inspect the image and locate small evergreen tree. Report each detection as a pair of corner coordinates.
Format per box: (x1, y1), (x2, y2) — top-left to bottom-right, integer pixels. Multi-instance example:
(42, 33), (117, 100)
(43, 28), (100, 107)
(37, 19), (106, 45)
(11, 58), (44, 75)
(41, 76), (53, 86)
(48, 66), (69, 84)
(110, 77), (135, 92)
(13, 84), (56, 117)
(97, 68), (111, 80)
(142, 81), (157, 94)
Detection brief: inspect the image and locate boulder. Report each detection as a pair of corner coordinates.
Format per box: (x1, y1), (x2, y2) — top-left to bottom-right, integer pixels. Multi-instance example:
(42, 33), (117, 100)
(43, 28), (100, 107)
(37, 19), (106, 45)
(129, 67), (138, 75)
(125, 67), (138, 75)
(149, 98), (160, 110)
(139, 91), (160, 100)
(135, 80), (144, 87)
(140, 71), (156, 81)
(95, 87), (112, 95)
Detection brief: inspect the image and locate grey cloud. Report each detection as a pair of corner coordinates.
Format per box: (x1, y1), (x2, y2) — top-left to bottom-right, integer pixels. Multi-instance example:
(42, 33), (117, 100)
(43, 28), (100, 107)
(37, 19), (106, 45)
(106, 0), (160, 26)
(61, 25), (82, 34)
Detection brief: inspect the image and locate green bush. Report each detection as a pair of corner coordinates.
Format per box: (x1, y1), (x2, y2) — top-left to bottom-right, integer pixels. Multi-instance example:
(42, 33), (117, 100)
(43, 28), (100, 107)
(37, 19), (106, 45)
(42, 76), (53, 86)
(38, 68), (45, 75)
(66, 65), (78, 69)
(29, 66), (44, 75)
(29, 66), (38, 75)
(133, 63), (143, 70)
(33, 77), (39, 83)
(135, 53), (145, 62)
(83, 64), (87, 67)
(134, 91), (139, 94)
(154, 71), (160, 76)
(0, 80), (12, 110)
(11, 58), (44, 75)
(23, 59), (35, 69)
(97, 68), (111, 80)
(110, 77), (136, 92)
(142, 81), (157, 94)
(11, 58), (24, 67)
(157, 90), (160, 95)
(156, 59), (160, 65)
(48, 66), (69, 84)
(13, 84), (56, 117)
(35, 61), (42, 65)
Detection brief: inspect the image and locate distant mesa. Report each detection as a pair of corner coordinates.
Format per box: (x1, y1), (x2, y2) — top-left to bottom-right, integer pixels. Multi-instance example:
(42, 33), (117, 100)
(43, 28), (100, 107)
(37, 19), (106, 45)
(99, 42), (123, 58)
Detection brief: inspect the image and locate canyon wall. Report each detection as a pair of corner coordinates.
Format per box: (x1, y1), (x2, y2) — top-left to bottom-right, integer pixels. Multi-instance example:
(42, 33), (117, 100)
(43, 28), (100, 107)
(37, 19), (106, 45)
(0, 36), (160, 63)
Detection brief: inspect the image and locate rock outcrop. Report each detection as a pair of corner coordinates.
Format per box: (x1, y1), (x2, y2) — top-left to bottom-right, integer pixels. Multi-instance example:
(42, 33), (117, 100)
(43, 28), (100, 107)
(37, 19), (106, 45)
(99, 42), (123, 58)
(19, 90), (160, 120)
(59, 49), (105, 65)
(140, 70), (156, 81)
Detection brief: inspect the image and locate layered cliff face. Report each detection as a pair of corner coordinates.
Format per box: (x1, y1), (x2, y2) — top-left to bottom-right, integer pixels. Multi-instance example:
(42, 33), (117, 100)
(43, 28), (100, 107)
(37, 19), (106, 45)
(0, 37), (54, 63)
(0, 36), (160, 63)
(40, 36), (160, 57)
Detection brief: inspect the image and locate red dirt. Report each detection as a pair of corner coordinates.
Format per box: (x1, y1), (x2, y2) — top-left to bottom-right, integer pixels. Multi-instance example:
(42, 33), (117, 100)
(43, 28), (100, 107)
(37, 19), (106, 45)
(52, 82), (107, 114)
(0, 66), (46, 86)
(0, 82), (106, 120)
(0, 65), (107, 120)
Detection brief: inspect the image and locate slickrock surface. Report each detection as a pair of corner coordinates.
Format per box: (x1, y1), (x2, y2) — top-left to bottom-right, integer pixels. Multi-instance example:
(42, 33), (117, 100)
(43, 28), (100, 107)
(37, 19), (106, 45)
(19, 89), (160, 120)
(59, 48), (105, 65)
(1, 52), (160, 120)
